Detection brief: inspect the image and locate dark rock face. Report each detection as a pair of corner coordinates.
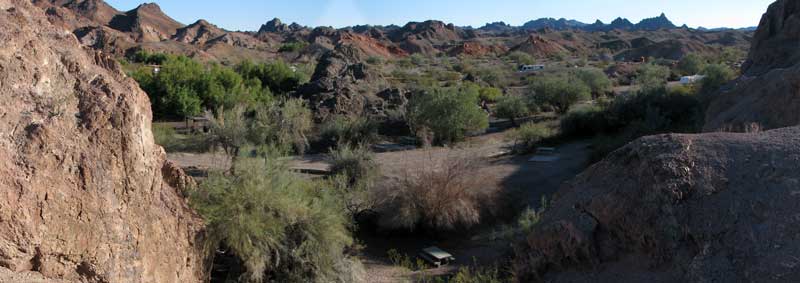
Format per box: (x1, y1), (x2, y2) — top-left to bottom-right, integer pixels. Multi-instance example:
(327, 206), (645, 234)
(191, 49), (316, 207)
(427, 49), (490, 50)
(705, 0), (800, 132)
(515, 128), (800, 282)
(635, 13), (677, 30)
(0, 1), (205, 282)
(295, 45), (406, 121)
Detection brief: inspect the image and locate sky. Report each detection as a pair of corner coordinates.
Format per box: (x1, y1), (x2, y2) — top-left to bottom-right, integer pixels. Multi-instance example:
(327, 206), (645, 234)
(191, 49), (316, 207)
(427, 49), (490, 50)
(105, 0), (775, 31)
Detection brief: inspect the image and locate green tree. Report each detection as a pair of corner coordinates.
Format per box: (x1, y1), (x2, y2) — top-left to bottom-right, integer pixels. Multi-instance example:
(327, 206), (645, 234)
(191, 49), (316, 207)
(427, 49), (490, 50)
(677, 54), (707, 76)
(479, 86), (504, 102)
(574, 68), (612, 97)
(495, 96), (531, 126)
(699, 64), (736, 99)
(636, 63), (671, 94)
(530, 76), (591, 114)
(407, 86), (489, 144)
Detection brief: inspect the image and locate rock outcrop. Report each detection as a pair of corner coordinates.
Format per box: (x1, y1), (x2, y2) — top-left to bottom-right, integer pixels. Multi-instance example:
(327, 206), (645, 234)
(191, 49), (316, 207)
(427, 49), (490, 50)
(295, 45), (401, 120)
(0, 1), (204, 282)
(515, 127), (800, 282)
(108, 3), (184, 42)
(705, 0), (800, 132)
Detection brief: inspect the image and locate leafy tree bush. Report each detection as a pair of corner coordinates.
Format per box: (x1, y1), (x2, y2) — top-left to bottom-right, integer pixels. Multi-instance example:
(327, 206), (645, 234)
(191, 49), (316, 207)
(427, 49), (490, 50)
(190, 156), (356, 282)
(328, 145), (380, 216)
(495, 96), (531, 126)
(479, 86), (504, 102)
(574, 68), (612, 97)
(507, 51), (535, 65)
(132, 54), (271, 119)
(635, 63), (670, 93)
(510, 123), (554, 153)
(699, 63), (736, 97)
(530, 76), (591, 114)
(129, 49), (168, 65)
(249, 99), (314, 154)
(318, 116), (379, 150)
(236, 60), (308, 95)
(407, 86), (489, 145)
(676, 54), (707, 76)
(330, 144), (379, 186)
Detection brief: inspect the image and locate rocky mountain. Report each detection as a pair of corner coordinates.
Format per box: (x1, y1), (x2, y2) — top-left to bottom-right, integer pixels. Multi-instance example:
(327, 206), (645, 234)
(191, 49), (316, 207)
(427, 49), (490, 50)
(705, 0), (800, 132)
(634, 13), (677, 30)
(107, 3), (184, 42)
(521, 17), (587, 31)
(0, 1), (205, 282)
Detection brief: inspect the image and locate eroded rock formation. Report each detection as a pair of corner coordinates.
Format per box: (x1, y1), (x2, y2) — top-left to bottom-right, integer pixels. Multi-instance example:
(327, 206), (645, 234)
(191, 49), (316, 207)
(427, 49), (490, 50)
(0, 1), (204, 282)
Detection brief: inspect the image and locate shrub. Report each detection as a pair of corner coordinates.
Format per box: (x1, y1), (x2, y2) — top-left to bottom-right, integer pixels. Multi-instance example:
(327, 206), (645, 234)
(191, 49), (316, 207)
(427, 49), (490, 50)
(328, 145), (380, 216)
(479, 87), (503, 102)
(574, 68), (612, 97)
(318, 116), (379, 150)
(407, 86), (489, 145)
(510, 123), (554, 153)
(558, 105), (607, 138)
(208, 105), (251, 159)
(635, 63), (670, 93)
(330, 144), (379, 187)
(530, 76), (591, 114)
(249, 98), (314, 154)
(278, 41), (309, 52)
(190, 156), (356, 282)
(236, 60), (308, 95)
(495, 96), (531, 126)
(699, 63), (736, 97)
(376, 157), (495, 232)
(365, 56), (383, 65)
(676, 54), (706, 76)
(507, 51), (535, 65)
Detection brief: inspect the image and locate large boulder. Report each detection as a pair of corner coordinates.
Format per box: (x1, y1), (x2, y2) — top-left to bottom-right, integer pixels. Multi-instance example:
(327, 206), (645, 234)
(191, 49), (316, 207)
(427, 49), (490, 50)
(515, 127), (800, 282)
(705, 0), (800, 132)
(0, 1), (204, 282)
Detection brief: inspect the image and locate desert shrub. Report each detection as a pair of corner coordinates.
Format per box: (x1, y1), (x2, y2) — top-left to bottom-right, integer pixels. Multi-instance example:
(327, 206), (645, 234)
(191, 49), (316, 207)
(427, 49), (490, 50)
(249, 98), (313, 154)
(448, 265), (505, 283)
(152, 123), (211, 153)
(190, 156), (356, 282)
(479, 87), (503, 102)
(410, 53), (427, 66)
(129, 49), (168, 65)
(574, 68), (612, 97)
(318, 116), (379, 150)
(510, 123), (554, 153)
(152, 124), (179, 148)
(330, 144), (379, 186)
(376, 157), (495, 232)
(635, 63), (670, 93)
(495, 96), (531, 126)
(529, 76), (591, 114)
(328, 145), (380, 216)
(676, 54), (707, 76)
(407, 86), (489, 145)
(507, 51), (535, 65)
(278, 41), (309, 53)
(698, 63), (736, 98)
(208, 105), (251, 158)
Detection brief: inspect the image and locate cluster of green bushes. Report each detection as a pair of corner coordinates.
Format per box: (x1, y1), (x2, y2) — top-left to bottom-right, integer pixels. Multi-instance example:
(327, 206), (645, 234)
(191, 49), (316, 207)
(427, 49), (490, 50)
(317, 116), (379, 151)
(130, 52), (306, 120)
(560, 63), (735, 162)
(407, 84), (489, 145)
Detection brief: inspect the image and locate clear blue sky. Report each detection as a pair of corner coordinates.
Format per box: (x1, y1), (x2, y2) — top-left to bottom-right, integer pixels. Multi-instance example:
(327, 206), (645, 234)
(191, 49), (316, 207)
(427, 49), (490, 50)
(105, 0), (774, 31)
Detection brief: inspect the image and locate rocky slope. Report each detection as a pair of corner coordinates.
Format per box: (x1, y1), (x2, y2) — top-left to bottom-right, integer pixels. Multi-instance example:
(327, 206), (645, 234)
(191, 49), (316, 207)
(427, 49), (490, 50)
(515, 128), (800, 282)
(705, 0), (800, 132)
(0, 1), (205, 282)
(515, 1), (800, 281)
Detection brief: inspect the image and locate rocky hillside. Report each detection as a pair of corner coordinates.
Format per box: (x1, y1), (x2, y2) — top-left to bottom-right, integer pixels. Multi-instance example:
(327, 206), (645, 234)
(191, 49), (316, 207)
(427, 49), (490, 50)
(515, 1), (800, 281)
(0, 1), (204, 282)
(705, 0), (800, 132)
(515, 128), (800, 282)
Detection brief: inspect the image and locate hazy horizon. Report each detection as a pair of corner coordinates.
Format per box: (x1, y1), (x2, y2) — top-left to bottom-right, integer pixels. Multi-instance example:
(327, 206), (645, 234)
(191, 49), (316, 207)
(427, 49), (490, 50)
(105, 0), (773, 32)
